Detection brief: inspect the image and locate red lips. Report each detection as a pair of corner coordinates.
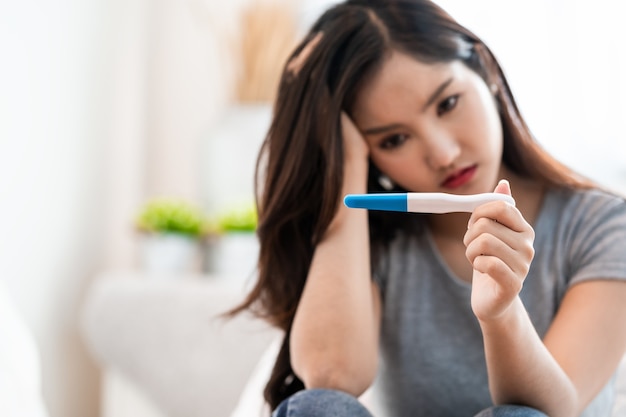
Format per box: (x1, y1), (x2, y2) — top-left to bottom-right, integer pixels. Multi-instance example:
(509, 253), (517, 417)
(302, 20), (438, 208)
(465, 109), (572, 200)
(441, 165), (477, 189)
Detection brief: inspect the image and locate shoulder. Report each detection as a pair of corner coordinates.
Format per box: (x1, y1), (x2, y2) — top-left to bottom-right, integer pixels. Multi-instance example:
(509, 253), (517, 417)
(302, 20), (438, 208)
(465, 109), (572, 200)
(549, 186), (625, 207)
(543, 187), (626, 226)
(542, 186), (626, 247)
(542, 187), (626, 284)
(537, 186), (626, 268)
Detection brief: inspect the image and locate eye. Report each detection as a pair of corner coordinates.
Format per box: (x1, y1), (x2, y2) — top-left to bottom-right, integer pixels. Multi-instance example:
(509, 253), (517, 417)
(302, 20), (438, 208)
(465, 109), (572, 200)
(379, 133), (408, 150)
(437, 94), (460, 116)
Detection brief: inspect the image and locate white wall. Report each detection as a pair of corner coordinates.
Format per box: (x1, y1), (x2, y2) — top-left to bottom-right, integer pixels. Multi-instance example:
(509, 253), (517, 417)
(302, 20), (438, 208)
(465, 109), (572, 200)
(0, 0), (108, 416)
(102, 0), (237, 267)
(435, 0), (626, 191)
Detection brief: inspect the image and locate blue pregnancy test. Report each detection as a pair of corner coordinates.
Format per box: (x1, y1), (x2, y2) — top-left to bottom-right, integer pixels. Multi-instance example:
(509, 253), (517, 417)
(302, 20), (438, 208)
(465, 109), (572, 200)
(343, 192), (515, 214)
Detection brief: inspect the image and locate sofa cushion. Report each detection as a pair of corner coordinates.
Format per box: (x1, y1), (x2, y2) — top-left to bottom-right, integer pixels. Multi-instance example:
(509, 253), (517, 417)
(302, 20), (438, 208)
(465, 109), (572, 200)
(81, 274), (280, 417)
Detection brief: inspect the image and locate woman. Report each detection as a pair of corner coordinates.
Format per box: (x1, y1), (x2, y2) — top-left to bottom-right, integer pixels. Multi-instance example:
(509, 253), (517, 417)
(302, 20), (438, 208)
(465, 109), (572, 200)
(231, 1), (626, 416)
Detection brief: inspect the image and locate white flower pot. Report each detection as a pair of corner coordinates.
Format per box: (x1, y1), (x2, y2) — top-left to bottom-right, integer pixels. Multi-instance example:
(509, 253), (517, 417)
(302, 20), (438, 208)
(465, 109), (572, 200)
(207, 233), (259, 283)
(140, 233), (202, 276)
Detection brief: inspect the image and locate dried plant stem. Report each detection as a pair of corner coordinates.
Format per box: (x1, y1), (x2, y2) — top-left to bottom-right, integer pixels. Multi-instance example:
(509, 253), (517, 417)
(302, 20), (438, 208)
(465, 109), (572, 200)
(236, 1), (297, 103)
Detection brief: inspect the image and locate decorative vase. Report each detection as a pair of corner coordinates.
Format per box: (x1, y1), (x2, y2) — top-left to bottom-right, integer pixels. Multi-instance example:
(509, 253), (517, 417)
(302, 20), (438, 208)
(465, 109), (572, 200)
(139, 233), (202, 276)
(206, 232), (259, 283)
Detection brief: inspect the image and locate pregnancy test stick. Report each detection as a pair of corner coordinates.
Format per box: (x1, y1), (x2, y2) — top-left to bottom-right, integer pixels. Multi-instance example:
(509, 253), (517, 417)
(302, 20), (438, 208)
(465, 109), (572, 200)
(343, 192), (515, 214)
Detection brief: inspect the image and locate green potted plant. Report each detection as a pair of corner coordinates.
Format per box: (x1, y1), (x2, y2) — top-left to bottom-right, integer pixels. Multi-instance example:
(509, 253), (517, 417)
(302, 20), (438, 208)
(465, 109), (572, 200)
(215, 202), (257, 234)
(136, 197), (209, 275)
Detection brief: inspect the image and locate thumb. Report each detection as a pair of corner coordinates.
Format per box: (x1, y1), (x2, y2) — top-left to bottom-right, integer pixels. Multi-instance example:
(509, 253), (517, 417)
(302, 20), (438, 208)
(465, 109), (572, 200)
(494, 179), (511, 195)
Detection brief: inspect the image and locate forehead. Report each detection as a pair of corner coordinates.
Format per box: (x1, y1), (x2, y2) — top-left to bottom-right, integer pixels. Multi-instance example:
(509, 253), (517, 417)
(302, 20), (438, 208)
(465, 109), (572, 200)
(352, 51), (474, 120)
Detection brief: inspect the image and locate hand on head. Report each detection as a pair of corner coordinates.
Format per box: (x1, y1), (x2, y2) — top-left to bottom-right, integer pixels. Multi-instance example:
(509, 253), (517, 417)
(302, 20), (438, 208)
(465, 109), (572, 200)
(340, 112), (370, 164)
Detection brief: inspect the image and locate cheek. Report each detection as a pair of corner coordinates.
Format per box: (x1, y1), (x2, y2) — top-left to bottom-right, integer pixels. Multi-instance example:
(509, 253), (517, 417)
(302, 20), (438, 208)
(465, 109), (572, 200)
(467, 92), (503, 151)
(369, 151), (393, 176)
(485, 107), (503, 157)
(370, 151), (404, 181)
(370, 149), (429, 189)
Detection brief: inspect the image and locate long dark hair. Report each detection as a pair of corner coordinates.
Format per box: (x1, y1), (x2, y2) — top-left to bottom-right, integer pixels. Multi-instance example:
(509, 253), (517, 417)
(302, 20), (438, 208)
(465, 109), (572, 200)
(229, 0), (594, 409)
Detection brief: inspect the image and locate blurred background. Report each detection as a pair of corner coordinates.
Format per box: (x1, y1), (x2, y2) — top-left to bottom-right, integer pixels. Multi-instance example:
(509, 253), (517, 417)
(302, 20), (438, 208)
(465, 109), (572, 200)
(1, 0), (625, 416)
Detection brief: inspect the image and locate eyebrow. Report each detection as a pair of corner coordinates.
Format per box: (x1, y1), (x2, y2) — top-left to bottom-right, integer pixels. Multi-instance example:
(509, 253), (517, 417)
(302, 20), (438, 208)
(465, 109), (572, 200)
(422, 77), (454, 112)
(362, 77), (455, 136)
(363, 123), (404, 136)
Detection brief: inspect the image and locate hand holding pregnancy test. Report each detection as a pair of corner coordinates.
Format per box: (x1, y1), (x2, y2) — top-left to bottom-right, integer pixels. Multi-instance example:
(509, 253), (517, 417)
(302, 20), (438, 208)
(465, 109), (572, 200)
(344, 180), (515, 214)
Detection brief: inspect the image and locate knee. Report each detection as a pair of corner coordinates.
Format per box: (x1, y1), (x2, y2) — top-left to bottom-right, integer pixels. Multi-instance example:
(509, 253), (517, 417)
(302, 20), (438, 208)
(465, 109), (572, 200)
(474, 405), (549, 417)
(272, 389), (373, 417)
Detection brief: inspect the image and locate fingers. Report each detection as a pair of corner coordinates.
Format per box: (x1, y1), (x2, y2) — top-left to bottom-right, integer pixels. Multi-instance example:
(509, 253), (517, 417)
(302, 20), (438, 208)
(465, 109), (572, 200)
(341, 112), (369, 161)
(464, 198), (535, 282)
(341, 112), (360, 138)
(465, 180), (535, 320)
(465, 231), (533, 278)
(287, 32), (323, 76)
(467, 200), (527, 233)
(464, 205), (535, 254)
(472, 256), (523, 296)
(493, 178), (511, 196)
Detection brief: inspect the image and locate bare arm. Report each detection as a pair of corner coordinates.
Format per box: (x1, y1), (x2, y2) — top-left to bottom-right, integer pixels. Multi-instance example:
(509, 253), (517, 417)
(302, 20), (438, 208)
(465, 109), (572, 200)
(544, 280), (626, 414)
(476, 281), (626, 417)
(290, 113), (382, 396)
(477, 299), (578, 417)
(465, 182), (626, 416)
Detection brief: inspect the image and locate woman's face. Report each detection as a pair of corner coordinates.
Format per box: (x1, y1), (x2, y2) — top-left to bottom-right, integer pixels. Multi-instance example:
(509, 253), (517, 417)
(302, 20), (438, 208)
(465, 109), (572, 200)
(351, 51), (503, 194)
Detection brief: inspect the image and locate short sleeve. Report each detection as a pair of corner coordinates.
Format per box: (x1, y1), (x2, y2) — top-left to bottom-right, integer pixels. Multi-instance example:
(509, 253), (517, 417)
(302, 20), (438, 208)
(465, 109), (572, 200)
(568, 193), (626, 286)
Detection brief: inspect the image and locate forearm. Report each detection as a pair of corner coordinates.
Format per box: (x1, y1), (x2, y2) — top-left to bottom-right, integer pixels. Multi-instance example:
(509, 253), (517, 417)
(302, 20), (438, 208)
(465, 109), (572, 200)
(290, 157), (378, 395)
(480, 297), (578, 417)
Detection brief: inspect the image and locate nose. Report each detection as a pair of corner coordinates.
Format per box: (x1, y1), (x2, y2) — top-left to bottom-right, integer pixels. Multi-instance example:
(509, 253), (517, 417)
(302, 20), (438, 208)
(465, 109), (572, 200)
(423, 133), (461, 171)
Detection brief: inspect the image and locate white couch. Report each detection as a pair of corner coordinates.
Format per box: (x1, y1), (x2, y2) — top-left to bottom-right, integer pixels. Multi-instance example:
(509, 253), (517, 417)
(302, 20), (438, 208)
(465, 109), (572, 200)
(81, 272), (626, 417)
(81, 272), (280, 417)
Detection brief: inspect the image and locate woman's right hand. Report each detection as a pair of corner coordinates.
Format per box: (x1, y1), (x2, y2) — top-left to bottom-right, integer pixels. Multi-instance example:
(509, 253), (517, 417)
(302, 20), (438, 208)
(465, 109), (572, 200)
(324, 113), (369, 236)
(287, 34), (380, 394)
(292, 111), (380, 397)
(341, 112), (369, 164)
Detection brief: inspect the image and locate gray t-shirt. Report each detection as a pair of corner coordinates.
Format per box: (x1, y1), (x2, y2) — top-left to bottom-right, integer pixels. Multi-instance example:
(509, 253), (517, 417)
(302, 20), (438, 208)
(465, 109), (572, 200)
(371, 187), (626, 417)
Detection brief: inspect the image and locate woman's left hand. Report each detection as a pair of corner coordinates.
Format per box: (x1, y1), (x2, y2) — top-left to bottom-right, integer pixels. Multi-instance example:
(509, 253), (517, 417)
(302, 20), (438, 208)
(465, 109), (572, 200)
(463, 180), (535, 322)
